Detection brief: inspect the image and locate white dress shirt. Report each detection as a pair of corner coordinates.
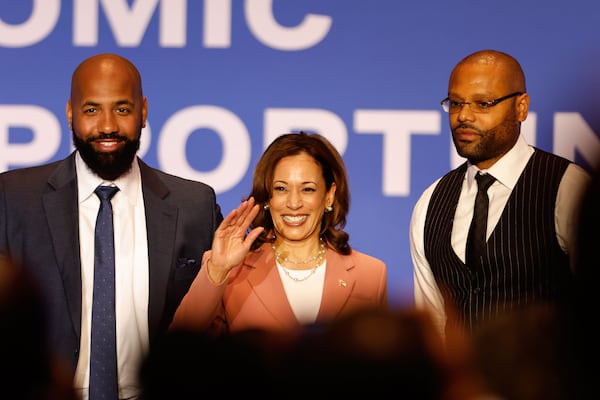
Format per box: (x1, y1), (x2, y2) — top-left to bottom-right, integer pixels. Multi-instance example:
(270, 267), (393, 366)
(74, 152), (150, 400)
(410, 135), (591, 338)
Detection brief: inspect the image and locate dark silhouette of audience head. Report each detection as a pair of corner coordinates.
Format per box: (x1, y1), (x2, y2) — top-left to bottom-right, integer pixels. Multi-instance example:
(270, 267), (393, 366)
(143, 307), (496, 399)
(139, 328), (282, 398)
(0, 256), (76, 400)
(470, 302), (579, 400)
(277, 307), (449, 397)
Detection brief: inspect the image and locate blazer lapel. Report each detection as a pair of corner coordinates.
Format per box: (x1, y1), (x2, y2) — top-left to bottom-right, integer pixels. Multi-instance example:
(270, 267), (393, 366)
(44, 153), (82, 338)
(245, 246), (300, 329)
(316, 250), (355, 323)
(138, 160), (178, 336)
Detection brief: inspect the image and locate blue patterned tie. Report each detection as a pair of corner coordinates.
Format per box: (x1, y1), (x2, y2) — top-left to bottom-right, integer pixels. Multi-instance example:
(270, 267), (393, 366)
(90, 185), (120, 400)
(466, 172), (496, 268)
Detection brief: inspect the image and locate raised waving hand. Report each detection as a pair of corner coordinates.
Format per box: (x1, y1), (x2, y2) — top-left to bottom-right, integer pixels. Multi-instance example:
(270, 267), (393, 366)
(206, 197), (264, 283)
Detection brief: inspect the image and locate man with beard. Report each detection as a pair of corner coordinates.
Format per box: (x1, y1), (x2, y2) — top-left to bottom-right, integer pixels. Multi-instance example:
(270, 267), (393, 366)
(0, 53), (223, 399)
(409, 50), (590, 343)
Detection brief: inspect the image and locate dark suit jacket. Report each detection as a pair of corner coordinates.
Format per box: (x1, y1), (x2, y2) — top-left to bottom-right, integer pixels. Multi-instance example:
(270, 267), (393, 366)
(0, 152), (223, 374)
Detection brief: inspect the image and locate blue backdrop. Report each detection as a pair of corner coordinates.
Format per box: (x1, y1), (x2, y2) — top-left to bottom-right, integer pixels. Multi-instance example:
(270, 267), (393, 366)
(1, 0), (599, 308)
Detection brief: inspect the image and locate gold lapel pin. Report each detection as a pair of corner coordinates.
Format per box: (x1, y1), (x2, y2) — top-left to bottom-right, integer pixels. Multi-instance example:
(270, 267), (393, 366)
(338, 279), (347, 287)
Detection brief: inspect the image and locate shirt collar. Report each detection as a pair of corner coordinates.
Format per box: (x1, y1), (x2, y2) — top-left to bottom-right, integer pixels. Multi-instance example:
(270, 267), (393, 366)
(467, 134), (534, 190)
(75, 151), (141, 206)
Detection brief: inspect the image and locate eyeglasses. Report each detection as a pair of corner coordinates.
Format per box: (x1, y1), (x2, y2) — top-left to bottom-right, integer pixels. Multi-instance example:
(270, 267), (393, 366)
(441, 92), (523, 114)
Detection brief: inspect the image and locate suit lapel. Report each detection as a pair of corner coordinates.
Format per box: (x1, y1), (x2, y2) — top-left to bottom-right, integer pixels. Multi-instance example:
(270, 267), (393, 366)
(245, 246), (300, 329)
(243, 245), (356, 328)
(138, 160), (178, 336)
(43, 153), (82, 338)
(317, 250), (355, 323)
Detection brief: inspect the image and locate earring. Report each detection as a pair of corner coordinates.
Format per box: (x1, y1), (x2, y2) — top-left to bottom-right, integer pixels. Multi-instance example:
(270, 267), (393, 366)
(263, 204), (269, 210)
(325, 205), (333, 212)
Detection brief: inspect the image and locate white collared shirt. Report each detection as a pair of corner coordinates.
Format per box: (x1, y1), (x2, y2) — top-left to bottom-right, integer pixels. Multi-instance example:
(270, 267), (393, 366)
(74, 152), (149, 400)
(410, 135), (591, 338)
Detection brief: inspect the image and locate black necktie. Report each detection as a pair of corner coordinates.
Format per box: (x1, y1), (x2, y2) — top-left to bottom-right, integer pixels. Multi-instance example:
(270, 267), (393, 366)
(90, 185), (120, 400)
(466, 172), (496, 268)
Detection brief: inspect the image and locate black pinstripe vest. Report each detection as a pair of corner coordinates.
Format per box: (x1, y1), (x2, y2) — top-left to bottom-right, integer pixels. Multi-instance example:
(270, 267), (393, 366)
(424, 149), (574, 335)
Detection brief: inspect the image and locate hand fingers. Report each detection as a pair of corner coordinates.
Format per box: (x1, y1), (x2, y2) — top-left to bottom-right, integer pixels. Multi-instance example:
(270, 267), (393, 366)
(218, 197), (258, 232)
(231, 197), (257, 226)
(240, 203), (259, 228)
(244, 226), (264, 245)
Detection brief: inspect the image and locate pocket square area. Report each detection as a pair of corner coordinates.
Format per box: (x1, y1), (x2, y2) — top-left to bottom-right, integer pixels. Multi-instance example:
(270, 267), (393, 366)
(176, 258), (199, 269)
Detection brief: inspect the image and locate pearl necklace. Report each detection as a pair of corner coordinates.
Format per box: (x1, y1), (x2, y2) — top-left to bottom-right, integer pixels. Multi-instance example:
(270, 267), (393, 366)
(279, 262), (322, 282)
(272, 239), (326, 265)
(272, 239), (326, 282)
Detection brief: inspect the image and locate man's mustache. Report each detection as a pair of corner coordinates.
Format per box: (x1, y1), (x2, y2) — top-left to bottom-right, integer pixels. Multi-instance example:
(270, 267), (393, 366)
(455, 123), (479, 132)
(87, 133), (128, 143)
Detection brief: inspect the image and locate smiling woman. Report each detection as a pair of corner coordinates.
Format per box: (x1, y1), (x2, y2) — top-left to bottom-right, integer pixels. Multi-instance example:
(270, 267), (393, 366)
(170, 131), (389, 336)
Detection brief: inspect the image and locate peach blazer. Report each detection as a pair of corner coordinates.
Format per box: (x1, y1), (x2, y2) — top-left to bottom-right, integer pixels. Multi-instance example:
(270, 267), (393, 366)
(170, 242), (388, 335)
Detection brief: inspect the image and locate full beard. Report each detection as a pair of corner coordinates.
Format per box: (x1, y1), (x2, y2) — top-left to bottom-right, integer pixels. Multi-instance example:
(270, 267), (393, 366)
(73, 131), (140, 181)
(452, 110), (520, 165)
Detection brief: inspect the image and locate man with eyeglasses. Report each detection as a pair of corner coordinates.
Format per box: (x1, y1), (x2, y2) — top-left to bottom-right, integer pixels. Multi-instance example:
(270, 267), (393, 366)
(409, 49), (591, 342)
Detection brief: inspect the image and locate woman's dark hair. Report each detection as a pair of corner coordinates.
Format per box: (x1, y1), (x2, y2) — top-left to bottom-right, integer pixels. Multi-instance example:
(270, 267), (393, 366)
(247, 131), (351, 254)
